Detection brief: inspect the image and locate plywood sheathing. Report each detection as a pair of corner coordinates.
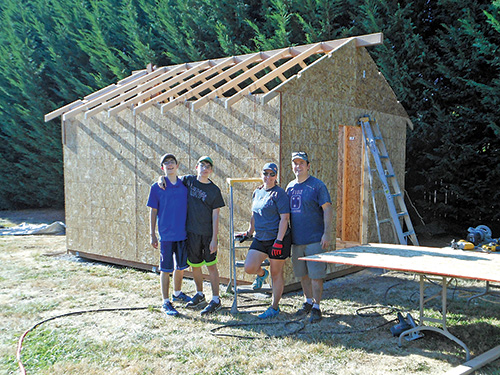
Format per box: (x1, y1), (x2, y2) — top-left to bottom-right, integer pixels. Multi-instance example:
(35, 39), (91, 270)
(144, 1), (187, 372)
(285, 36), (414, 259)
(64, 109), (138, 261)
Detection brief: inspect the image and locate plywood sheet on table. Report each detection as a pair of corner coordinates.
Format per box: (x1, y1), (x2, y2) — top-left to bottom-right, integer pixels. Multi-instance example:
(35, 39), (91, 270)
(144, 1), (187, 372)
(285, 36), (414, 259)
(304, 243), (500, 283)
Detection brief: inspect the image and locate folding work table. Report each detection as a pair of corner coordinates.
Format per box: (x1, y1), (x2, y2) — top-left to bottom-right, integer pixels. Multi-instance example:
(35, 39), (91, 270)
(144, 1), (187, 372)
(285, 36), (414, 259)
(301, 243), (500, 360)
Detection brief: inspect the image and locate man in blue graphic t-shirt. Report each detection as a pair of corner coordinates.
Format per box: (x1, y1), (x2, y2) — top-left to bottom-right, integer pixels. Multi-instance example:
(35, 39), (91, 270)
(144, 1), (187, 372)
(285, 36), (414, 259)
(286, 151), (333, 323)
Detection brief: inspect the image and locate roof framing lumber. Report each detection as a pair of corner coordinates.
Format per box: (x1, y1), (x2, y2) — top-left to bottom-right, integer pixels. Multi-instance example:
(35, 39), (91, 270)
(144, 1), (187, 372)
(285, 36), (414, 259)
(190, 49), (292, 111)
(133, 57), (236, 115)
(160, 52), (262, 113)
(106, 62), (210, 117)
(83, 67), (170, 119)
(224, 42), (323, 108)
(45, 33), (383, 121)
(61, 68), (165, 121)
(259, 39), (352, 105)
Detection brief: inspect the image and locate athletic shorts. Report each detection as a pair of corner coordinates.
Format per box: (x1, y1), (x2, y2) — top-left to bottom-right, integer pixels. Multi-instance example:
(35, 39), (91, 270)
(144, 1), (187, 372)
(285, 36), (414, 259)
(291, 242), (327, 279)
(187, 232), (217, 267)
(159, 240), (189, 273)
(249, 231), (292, 260)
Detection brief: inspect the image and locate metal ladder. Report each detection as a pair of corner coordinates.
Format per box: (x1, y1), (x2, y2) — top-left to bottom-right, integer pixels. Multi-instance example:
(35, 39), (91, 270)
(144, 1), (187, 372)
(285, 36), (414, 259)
(226, 177), (271, 314)
(359, 116), (419, 246)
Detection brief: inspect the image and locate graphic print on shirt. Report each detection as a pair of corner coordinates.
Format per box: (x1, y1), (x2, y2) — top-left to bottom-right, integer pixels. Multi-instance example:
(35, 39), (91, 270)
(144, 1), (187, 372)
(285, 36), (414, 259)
(290, 189), (303, 212)
(190, 184), (207, 202)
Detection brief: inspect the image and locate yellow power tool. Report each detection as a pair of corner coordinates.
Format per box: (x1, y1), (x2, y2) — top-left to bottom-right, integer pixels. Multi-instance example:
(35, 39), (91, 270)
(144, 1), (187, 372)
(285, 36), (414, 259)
(450, 239), (475, 250)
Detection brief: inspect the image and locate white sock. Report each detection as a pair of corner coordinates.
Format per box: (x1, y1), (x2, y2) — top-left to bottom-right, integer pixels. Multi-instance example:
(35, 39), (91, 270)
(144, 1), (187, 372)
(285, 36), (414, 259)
(163, 298), (170, 304)
(173, 290), (181, 297)
(197, 291), (204, 297)
(212, 296), (220, 304)
(306, 298), (313, 305)
(313, 303), (320, 310)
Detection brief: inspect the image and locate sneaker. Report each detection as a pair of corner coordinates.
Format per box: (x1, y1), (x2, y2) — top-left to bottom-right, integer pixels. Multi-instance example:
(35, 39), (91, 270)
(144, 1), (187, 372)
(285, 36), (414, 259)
(295, 302), (313, 317)
(251, 269), (269, 290)
(258, 306), (280, 319)
(309, 307), (322, 323)
(200, 299), (222, 316)
(186, 293), (207, 309)
(162, 301), (179, 317)
(172, 291), (191, 302)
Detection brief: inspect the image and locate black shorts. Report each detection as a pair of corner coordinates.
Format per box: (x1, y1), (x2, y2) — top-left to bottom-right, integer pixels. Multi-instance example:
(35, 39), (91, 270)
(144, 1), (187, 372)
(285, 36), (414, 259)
(187, 232), (218, 267)
(249, 230), (292, 260)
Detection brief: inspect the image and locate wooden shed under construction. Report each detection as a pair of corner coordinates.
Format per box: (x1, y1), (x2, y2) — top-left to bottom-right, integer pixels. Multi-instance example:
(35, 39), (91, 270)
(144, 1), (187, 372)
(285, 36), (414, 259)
(45, 32), (413, 289)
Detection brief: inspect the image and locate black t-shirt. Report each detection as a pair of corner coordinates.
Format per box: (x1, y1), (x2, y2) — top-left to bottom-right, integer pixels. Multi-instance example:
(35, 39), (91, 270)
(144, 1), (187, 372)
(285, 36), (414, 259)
(181, 175), (225, 236)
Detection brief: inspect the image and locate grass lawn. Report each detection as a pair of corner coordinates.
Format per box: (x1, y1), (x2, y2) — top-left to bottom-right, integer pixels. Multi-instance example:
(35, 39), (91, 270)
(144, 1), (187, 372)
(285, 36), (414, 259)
(1, 223), (500, 374)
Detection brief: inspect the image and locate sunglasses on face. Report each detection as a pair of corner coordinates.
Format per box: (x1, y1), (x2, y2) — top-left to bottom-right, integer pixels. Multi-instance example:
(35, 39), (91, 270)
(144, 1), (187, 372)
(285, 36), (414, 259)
(162, 160), (176, 165)
(262, 172), (276, 177)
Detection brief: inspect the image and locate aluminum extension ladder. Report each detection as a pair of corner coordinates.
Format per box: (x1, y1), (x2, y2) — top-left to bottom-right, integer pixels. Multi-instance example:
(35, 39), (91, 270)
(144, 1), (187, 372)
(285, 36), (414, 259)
(359, 116), (419, 246)
(226, 177), (271, 314)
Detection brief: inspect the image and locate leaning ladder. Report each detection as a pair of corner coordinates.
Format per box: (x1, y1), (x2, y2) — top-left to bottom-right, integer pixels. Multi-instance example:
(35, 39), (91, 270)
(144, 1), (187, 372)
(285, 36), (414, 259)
(359, 116), (419, 246)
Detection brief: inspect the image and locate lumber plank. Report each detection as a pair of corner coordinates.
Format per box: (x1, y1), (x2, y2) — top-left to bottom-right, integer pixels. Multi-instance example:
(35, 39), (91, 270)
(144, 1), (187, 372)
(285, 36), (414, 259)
(224, 43), (323, 108)
(106, 63), (195, 117)
(191, 49), (291, 110)
(134, 57), (235, 115)
(161, 53), (261, 113)
(128, 61), (211, 115)
(443, 345), (500, 375)
(45, 100), (84, 122)
(259, 39), (350, 105)
(83, 67), (169, 119)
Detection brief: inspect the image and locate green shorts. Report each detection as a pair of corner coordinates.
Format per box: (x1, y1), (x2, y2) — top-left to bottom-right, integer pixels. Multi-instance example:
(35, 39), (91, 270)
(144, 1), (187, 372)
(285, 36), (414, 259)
(187, 231), (217, 267)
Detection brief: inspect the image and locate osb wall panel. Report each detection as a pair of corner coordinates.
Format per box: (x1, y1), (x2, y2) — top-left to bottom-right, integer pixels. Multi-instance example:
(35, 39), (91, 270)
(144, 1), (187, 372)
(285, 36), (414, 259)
(354, 47), (409, 118)
(133, 96), (281, 284)
(64, 110), (137, 261)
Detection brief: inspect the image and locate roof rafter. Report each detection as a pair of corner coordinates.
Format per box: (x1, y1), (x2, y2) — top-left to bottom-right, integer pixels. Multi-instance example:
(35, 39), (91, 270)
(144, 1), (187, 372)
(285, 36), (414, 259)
(44, 33), (384, 121)
(160, 52), (262, 113)
(106, 61), (210, 117)
(224, 42), (324, 108)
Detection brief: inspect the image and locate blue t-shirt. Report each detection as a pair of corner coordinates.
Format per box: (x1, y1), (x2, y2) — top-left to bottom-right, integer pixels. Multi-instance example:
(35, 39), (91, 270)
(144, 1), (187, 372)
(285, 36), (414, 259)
(252, 185), (290, 241)
(286, 176), (332, 245)
(146, 177), (187, 242)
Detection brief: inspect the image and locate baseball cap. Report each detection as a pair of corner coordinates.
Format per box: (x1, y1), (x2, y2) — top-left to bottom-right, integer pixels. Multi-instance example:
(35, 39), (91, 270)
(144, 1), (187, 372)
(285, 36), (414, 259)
(160, 153), (177, 165)
(262, 162), (278, 174)
(197, 155), (213, 166)
(291, 151), (309, 162)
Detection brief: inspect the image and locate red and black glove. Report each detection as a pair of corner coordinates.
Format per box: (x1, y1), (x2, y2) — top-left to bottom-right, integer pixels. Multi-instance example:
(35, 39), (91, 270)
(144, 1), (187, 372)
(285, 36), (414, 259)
(271, 239), (283, 257)
(235, 231), (252, 243)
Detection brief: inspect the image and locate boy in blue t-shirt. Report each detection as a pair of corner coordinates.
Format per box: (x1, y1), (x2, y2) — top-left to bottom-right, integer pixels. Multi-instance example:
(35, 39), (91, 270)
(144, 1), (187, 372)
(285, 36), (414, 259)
(286, 151), (333, 323)
(147, 153), (191, 317)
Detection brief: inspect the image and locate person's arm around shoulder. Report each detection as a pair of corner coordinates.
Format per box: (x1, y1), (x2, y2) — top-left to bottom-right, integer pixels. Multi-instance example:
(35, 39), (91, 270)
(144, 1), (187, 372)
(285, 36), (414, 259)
(210, 207), (220, 254)
(320, 202), (333, 249)
(150, 207), (159, 248)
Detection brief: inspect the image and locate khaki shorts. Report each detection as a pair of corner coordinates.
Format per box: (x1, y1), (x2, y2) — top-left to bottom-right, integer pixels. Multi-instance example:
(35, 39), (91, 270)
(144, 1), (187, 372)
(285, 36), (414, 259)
(291, 242), (327, 279)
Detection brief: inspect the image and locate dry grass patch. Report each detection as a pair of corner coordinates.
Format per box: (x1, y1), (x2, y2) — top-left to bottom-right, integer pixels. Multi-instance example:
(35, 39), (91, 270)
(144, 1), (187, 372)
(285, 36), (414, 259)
(1, 234), (500, 374)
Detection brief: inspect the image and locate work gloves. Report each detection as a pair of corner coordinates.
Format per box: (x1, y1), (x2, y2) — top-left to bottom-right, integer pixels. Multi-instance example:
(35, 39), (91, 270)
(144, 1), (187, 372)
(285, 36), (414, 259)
(271, 239), (283, 257)
(235, 231), (252, 243)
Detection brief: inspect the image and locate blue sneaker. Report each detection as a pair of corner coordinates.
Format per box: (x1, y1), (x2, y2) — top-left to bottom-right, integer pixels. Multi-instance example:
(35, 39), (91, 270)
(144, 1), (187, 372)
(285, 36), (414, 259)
(258, 306), (279, 319)
(162, 301), (179, 317)
(172, 292), (191, 302)
(252, 269), (269, 290)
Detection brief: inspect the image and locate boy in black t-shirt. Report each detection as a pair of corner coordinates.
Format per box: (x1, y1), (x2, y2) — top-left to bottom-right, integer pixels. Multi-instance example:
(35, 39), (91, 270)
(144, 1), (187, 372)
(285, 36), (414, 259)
(159, 156), (225, 315)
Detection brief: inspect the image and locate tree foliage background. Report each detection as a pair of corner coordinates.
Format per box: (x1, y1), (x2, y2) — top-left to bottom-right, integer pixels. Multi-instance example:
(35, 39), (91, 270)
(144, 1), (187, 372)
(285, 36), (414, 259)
(1, 0), (499, 234)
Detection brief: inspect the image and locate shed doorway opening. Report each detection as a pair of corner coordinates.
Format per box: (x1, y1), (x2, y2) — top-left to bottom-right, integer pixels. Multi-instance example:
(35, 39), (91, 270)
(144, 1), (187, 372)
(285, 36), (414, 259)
(336, 124), (364, 248)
